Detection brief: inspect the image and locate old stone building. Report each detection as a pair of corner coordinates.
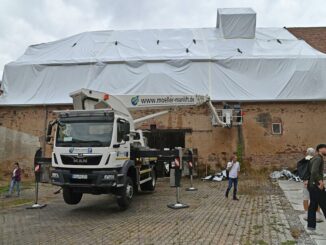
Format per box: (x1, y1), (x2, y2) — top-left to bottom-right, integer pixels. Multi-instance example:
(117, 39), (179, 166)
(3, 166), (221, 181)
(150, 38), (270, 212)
(1, 10), (326, 176)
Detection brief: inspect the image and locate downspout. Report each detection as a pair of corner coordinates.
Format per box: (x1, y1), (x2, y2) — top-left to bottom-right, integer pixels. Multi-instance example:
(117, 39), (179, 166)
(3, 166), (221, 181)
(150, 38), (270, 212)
(42, 105), (48, 157)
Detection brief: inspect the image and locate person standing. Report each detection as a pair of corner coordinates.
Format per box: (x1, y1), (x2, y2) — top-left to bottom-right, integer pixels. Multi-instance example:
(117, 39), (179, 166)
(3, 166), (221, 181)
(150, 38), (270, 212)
(7, 162), (21, 197)
(307, 144), (326, 230)
(297, 148), (323, 222)
(225, 155), (240, 201)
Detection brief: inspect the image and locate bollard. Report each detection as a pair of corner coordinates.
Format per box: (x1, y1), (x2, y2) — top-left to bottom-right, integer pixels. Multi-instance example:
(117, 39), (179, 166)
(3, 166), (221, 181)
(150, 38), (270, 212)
(186, 160), (197, 191)
(27, 164), (47, 209)
(167, 156), (189, 209)
(27, 151), (47, 209)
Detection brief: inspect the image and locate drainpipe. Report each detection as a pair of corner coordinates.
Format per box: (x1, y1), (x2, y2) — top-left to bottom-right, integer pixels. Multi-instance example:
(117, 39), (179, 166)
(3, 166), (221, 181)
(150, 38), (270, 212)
(42, 105), (48, 157)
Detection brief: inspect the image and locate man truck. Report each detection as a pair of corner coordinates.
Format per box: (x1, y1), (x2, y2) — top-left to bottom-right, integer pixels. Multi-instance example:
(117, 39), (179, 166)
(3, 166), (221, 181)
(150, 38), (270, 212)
(46, 89), (211, 209)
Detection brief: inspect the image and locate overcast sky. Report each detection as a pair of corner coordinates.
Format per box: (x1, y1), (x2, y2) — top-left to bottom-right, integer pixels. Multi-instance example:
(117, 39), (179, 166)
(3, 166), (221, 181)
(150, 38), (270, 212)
(1, 0), (326, 78)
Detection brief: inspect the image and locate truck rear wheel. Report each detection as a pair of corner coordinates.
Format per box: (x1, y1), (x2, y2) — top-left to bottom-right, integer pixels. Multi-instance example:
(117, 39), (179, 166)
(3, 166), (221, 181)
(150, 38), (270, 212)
(116, 176), (134, 210)
(63, 187), (83, 205)
(140, 168), (156, 191)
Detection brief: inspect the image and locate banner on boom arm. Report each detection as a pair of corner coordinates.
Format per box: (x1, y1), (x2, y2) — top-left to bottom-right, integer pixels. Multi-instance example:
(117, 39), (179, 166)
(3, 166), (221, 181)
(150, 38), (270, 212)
(118, 94), (208, 109)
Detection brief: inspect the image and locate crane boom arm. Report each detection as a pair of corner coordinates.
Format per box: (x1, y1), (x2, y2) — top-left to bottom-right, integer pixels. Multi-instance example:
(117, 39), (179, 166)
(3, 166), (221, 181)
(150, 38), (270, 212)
(69, 89), (228, 127)
(69, 88), (132, 118)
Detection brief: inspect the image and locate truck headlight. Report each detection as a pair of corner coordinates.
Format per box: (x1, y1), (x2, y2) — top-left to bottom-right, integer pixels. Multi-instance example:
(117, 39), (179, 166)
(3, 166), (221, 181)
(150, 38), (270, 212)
(52, 172), (59, 178)
(103, 174), (115, 180)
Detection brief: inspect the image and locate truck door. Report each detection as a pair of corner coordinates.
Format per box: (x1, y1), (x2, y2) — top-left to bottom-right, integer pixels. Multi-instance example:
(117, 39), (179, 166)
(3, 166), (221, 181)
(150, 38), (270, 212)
(115, 119), (130, 165)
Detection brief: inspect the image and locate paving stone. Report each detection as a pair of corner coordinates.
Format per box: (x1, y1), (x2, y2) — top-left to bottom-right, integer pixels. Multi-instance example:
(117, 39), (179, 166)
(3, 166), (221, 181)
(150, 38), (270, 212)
(0, 178), (314, 245)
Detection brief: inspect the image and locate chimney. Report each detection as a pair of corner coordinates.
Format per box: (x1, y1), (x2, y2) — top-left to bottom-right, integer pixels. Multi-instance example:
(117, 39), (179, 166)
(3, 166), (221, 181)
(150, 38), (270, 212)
(216, 8), (256, 39)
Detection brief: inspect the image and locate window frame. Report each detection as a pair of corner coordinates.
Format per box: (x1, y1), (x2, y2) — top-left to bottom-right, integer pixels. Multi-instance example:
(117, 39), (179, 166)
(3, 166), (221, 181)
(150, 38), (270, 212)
(117, 119), (130, 142)
(272, 122), (282, 135)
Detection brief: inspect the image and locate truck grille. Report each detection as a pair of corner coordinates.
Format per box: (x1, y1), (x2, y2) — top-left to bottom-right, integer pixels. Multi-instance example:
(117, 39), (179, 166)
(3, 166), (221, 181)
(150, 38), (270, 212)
(61, 155), (102, 165)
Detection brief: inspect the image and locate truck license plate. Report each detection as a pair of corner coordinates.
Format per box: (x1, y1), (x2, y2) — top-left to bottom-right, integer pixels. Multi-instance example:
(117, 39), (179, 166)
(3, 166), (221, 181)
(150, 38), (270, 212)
(72, 174), (88, 180)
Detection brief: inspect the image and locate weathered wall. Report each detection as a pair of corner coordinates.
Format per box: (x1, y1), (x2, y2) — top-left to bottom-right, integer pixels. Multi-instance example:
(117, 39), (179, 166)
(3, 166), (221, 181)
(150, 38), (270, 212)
(1, 102), (325, 176)
(0, 105), (70, 176)
(133, 102), (326, 172)
(242, 102), (326, 169)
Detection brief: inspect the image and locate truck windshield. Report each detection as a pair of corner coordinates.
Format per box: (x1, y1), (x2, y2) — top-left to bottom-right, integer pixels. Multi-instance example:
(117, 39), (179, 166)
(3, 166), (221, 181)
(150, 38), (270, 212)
(56, 121), (113, 147)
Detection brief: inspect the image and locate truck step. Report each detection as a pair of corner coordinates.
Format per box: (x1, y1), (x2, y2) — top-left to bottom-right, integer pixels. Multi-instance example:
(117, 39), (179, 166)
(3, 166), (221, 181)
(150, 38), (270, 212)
(139, 169), (152, 175)
(139, 177), (152, 185)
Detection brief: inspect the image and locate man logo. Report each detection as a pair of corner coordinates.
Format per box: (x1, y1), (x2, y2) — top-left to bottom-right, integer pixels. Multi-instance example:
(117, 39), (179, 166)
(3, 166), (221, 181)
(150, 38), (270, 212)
(131, 96), (139, 106)
(69, 147), (74, 153)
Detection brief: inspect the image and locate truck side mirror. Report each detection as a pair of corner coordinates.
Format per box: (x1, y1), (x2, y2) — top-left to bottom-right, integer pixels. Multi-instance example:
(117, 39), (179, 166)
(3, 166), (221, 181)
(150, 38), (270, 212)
(46, 135), (52, 143)
(46, 124), (53, 143)
(123, 135), (129, 142)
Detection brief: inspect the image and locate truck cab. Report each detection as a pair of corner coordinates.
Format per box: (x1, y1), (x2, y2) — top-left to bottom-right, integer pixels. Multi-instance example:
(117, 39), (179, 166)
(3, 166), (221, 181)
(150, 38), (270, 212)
(53, 110), (131, 169)
(49, 108), (155, 210)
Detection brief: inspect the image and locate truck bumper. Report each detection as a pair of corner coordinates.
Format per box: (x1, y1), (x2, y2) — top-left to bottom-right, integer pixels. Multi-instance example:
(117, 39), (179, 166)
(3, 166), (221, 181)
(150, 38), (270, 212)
(51, 168), (125, 193)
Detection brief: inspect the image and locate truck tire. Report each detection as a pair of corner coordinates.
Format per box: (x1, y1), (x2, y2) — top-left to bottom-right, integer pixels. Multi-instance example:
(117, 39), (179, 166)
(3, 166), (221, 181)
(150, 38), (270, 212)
(63, 187), (83, 205)
(140, 168), (156, 191)
(116, 176), (134, 210)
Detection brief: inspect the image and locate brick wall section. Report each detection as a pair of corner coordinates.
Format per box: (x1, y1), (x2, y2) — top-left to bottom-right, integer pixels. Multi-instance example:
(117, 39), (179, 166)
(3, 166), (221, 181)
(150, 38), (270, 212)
(287, 27), (326, 53)
(134, 102), (326, 171)
(1, 102), (326, 175)
(0, 105), (71, 176)
(241, 102), (326, 169)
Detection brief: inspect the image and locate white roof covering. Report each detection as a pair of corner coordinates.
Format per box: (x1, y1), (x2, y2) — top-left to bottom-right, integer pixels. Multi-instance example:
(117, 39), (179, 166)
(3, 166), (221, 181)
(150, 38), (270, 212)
(1, 26), (326, 105)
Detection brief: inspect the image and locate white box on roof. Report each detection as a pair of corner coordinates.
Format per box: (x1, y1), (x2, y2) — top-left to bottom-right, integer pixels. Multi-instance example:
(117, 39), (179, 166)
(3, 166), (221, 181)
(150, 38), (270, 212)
(217, 8), (256, 39)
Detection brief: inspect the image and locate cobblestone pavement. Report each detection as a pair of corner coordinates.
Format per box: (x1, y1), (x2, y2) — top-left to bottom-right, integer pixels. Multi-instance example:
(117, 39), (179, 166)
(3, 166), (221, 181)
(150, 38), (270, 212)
(0, 178), (315, 245)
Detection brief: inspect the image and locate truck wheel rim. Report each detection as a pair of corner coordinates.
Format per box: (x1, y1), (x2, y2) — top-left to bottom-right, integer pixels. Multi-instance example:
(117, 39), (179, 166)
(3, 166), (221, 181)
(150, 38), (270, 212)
(152, 176), (156, 186)
(126, 184), (133, 199)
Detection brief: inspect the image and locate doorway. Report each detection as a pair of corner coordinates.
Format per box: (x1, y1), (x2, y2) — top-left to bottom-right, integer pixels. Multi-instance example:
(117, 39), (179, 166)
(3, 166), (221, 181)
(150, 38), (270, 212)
(144, 128), (191, 150)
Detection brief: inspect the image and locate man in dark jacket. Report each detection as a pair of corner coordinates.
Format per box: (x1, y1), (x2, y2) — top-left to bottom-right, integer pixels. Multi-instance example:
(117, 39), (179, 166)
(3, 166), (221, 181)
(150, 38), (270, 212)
(307, 144), (326, 230)
(7, 162), (21, 197)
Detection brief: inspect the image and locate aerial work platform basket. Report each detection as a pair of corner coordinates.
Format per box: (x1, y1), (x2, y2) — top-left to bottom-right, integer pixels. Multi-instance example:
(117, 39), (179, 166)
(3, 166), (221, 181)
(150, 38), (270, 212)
(210, 104), (243, 127)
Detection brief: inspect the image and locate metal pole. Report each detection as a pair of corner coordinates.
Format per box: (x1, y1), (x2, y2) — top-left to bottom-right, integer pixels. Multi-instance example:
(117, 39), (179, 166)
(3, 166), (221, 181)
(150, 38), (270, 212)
(167, 156), (189, 209)
(186, 160), (197, 191)
(35, 180), (39, 204)
(176, 187), (180, 203)
(26, 163), (47, 209)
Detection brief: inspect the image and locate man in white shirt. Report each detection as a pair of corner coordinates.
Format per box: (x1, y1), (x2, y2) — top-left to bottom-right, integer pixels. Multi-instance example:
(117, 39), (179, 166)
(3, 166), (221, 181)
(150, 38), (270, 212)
(225, 155), (240, 201)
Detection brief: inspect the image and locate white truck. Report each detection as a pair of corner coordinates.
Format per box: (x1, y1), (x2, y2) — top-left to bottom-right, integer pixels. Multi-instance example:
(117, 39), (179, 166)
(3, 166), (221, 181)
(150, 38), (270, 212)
(46, 89), (214, 209)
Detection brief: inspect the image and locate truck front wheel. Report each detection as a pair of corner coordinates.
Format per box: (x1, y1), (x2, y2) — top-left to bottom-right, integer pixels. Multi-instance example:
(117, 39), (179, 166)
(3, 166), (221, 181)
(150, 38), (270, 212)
(63, 187), (83, 205)
(116, 177), (134, 210)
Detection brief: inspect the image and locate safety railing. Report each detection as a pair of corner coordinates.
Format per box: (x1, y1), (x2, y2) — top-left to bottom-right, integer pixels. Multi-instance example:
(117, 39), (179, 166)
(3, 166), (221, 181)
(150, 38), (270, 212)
(211, 109), (243, 127)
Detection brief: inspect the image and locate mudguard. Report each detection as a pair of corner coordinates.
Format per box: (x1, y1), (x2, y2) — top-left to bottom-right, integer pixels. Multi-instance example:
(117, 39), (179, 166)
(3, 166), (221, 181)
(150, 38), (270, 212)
(117, 160), (136, 185)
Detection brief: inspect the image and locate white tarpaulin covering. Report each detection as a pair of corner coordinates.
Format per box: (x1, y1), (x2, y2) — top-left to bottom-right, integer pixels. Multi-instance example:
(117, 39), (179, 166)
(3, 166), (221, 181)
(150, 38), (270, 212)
(217, 8), (256, 39)
(1, 26), (326, 105)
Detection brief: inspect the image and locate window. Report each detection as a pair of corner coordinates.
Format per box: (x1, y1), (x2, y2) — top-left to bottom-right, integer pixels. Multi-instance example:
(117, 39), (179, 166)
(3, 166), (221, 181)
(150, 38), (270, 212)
(117, 119), (130, 142)
(272, 123), (282, 135)
(56, 121), (113, 147)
